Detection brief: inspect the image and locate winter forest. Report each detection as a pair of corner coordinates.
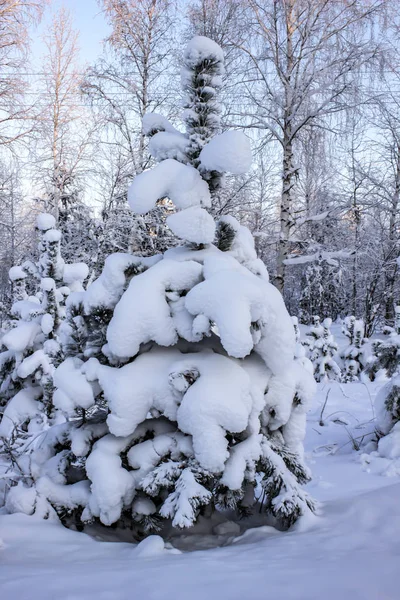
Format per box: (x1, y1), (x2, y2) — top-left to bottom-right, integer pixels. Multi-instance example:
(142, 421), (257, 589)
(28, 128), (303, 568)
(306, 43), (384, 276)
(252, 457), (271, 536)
(1, 1), (400, 599)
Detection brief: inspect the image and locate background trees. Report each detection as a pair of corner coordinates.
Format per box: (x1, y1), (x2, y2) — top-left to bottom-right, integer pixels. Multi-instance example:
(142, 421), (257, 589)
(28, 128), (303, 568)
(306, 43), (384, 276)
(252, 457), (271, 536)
(0, 0), (399, 330)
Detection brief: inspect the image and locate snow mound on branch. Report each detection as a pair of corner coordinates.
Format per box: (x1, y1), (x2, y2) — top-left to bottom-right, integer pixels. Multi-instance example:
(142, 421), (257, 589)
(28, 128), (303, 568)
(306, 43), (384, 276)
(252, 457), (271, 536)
(200, 131), (252, 174)
(175, 353), (253, 473)
(185, 255), (295, 374)
(107, 259), (203, 358)
(128, 159), (211, 214)
(63, 263), (89, 291)
(36, 213), (56, 231)
(148, 131), (188, 163)
(218, 216), (269, 280)
(5, 483), (37, 515)
(53, 357), (96, 414)
(83, 350), (185, 437)
(84, 253), (160, 313)
(375, 374), (400, 436)
(85, 434), (136, 526)
(43, 229), (61, 243)
(9, 266), (26, 281)
(17, 349), (53, 379)
(2, 321), (41, 352)
(378, 422), (400, 459)
(167, 207), (216, 244)
(11, 299), (42, 321)
(0, 387), (42, 438)
(142, 113), (179, 136)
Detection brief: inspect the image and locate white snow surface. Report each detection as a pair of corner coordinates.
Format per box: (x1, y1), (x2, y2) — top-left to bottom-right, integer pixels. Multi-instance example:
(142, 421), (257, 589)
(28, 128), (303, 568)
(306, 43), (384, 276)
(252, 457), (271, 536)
(1, 377), (400, 599)
(128, 159), (211, 214)
(199, 131), (252, 174)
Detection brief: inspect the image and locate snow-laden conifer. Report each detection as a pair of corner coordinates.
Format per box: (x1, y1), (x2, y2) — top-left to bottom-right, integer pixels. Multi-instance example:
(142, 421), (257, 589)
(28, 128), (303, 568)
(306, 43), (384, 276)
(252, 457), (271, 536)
(2, 37), (316, 535)
(305, 317), (341, 382)
(341, 316), (367, 382)
(366, 307), (400, 381)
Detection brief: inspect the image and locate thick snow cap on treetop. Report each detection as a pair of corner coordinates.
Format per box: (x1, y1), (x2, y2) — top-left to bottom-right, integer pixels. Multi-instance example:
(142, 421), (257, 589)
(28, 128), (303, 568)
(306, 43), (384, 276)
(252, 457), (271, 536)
(36, 213), (56, 232)
(181, 35), (225, 84)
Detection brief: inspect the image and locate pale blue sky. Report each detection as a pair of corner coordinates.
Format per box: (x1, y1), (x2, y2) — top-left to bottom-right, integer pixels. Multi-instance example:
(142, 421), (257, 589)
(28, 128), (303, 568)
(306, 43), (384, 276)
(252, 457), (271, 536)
(31, 0), (110, 68)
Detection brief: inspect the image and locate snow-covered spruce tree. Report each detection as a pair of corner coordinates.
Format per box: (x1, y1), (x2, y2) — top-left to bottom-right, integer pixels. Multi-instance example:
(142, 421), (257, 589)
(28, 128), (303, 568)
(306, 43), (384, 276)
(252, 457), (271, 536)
(3, 37), (316, 535)
(298, 251), (344, 324)
(366, 306), (400, 381)
(369, 313), (400, 459)
(0, 214), (88, 505)
(306, 317), (341, 382)
(341, 316), (367, 382)
(59, 194), (99, 270)
(372, 372), (400, 461)
(291, 316), (313, 372)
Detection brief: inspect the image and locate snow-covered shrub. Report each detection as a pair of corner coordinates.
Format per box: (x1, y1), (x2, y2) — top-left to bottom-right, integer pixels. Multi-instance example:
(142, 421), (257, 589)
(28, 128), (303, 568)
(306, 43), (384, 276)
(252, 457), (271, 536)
(305, 317), (341, 382)
(2, 37), (316, 535)
(341, 316), (367, 382)
(366, 307), (400, 381)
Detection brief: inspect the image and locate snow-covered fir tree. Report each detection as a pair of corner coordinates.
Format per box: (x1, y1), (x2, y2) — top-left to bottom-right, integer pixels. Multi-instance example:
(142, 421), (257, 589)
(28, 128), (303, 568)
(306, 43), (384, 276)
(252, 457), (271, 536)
(372, 367), (400, 463)
(1, 37), (316, 536)
(0, 214), (88, 488)
(298, 250), (344, 324)
(35, 165), (99, 271)
(341, 316), (367, 382)
(366, 306), (400, 381)
(306, 317), (341, 382)
(292, 316), (314, 374)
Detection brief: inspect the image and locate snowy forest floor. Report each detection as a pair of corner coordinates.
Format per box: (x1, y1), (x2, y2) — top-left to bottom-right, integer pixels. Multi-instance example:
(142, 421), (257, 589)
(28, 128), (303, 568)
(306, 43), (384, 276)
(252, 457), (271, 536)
(1, 328), (399, 599)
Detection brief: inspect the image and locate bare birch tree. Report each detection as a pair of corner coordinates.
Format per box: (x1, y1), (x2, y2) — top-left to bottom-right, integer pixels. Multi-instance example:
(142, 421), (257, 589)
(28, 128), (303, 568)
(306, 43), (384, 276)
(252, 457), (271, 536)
(233, 0), (385, 293)
(83, 0), (176, 186)
(33, 6), (92, 221)
(0, 0), (45, 147)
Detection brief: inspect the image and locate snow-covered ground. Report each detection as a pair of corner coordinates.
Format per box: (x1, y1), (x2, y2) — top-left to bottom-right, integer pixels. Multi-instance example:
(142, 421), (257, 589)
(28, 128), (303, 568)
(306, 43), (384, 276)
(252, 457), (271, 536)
(1, 377), (399, 600)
